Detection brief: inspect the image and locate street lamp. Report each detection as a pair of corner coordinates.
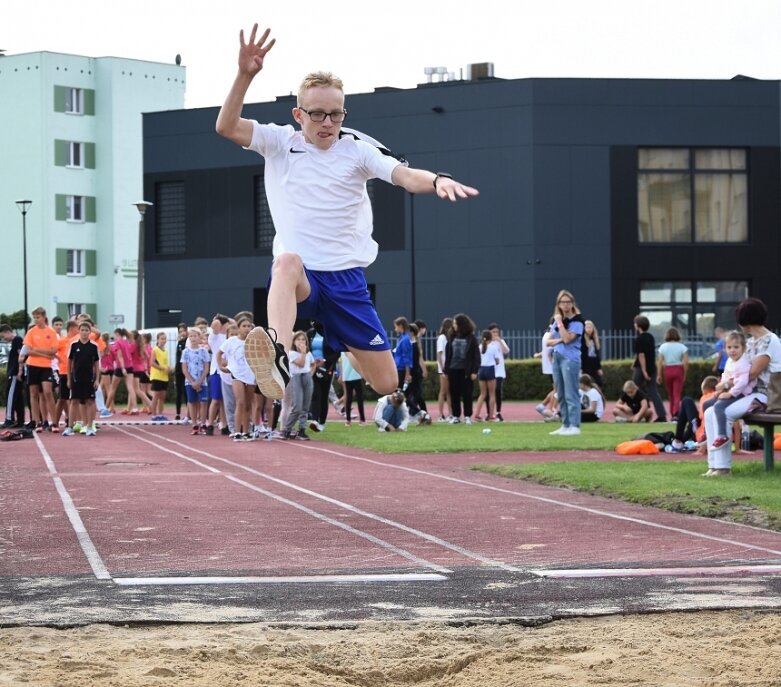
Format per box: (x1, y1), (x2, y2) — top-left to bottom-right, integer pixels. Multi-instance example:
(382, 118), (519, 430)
(133, 201), (153, 329)
(15, 200), (32, 329)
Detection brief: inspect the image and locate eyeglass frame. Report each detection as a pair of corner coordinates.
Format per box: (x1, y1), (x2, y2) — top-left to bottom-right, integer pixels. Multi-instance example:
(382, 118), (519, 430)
(298, 107), (348, 123)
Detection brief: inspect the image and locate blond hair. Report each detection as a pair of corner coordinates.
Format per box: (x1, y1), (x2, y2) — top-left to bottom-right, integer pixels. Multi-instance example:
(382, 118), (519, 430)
(297, 71), (344, 105)
(551, 290), (581, 319)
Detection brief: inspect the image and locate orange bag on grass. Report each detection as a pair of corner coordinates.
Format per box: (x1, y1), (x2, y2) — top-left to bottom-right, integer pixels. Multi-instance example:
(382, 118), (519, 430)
(615, 439), (660, 455)
(774, 433), (781, 451)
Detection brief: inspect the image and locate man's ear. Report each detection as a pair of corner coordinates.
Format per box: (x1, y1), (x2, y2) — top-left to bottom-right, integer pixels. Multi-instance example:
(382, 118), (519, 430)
(292, 107), (303, 125)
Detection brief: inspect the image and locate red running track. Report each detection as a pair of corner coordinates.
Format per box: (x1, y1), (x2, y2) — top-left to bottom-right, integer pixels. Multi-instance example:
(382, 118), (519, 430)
(3, 418), (781, 586)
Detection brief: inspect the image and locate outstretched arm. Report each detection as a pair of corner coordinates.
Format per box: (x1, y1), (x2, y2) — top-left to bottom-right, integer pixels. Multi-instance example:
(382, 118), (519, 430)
(391, 166), (479, 202)
(216, 24), (276, 147)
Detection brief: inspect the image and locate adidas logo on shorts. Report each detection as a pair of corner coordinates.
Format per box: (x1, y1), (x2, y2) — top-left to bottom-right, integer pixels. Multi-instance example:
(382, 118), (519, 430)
(369, 334), (385, 346)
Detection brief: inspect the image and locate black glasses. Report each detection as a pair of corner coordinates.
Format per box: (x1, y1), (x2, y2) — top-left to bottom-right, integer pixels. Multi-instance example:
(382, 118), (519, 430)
(299, 107), (347, 123)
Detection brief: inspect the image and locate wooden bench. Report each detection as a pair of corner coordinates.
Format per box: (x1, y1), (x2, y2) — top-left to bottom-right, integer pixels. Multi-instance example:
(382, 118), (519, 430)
(744, 413), (780, 471)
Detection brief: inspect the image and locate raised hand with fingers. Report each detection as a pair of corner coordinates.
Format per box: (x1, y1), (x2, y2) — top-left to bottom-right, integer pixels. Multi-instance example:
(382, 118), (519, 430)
(238, 24), (276, 77)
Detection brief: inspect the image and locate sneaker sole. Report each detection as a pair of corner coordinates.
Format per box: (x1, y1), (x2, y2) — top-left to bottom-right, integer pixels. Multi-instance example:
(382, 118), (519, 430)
(244, 327), (287, 400)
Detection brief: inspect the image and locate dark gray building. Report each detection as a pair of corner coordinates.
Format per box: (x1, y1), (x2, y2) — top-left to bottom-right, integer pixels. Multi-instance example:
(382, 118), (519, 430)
(142, 75), (780, 336)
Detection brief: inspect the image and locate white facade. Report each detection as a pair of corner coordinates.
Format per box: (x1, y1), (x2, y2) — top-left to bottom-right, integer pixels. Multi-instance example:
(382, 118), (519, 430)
(0, 51), (185, 330)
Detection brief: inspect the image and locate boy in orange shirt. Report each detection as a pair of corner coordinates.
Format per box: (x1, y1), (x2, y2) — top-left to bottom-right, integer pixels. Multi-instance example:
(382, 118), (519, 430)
(22, 306), (58, 432)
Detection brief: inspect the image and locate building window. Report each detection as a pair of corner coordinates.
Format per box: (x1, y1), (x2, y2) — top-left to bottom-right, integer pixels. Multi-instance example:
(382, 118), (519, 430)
(67, 195), (84, 222)
(638, 148), (748, 243)
(68, 142), (83, 168)
(66, 250), (86, 276)
(639, 280), (749, 339)
(155, 181), (186, 255)
(65, 87), (83, 114)
(254, 174), (275, 252)
(67, 303), (88, 318)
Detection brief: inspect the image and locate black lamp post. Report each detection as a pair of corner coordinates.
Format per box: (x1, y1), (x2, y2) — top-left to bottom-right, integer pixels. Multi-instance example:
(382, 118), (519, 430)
(133, 201), (153, 329)
(15, 200), (32, 329)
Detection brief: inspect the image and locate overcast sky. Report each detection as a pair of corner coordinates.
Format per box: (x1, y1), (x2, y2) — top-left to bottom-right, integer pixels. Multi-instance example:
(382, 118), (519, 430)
(4, 0), (780, 109)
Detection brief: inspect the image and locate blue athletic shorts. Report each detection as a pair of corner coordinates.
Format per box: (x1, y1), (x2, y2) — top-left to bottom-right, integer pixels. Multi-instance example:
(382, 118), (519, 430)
(185, 384), (209, 404)
(208, 372), (223, 401)
(272, 266), (390, 353)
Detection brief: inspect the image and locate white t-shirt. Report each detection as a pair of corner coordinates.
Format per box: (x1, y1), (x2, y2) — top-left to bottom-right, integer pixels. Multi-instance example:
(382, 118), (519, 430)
(480, 340), (502, 367)
(494, 338), (508, 379)
(436, 334), (448, 374)
(247, 122), (401, 271)
(289, 350), (315, 376)
(580, 387), (604, 419)
(219, 336), (255, 386)
(208, 332), (226, 375)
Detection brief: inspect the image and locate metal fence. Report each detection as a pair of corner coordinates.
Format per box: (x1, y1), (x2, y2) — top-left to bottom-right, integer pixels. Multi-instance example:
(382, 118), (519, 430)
(406, 330), (723, 363)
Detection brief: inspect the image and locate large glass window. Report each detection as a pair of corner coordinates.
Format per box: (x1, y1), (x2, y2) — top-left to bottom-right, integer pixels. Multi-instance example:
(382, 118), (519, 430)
(639, 280), (749, 340)
(638, 148), (748, 243)
(154, 181), (186, 255)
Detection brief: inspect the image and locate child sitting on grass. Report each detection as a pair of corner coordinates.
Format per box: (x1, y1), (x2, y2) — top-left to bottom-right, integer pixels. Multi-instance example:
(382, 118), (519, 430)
(613, 380), (653, 423)
(579, 374), (605, 423)
(665, 376), (720, 453)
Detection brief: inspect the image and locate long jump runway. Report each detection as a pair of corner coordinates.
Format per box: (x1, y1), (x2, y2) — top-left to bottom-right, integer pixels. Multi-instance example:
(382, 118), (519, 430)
(3, 423), (781, 627)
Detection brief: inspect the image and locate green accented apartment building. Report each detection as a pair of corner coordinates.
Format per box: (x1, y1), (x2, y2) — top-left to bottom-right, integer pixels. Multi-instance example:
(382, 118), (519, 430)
(0, 51), (185, 329)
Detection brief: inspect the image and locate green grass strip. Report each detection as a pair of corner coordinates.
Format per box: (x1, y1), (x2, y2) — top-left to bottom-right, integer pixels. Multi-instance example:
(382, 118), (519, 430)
(314, 420), (663, 453)
(472, 460), (781, 531)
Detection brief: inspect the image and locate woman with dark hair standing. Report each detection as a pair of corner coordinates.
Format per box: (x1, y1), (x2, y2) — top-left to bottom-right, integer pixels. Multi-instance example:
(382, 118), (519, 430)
(547, 290), (585, 436)
(444, 313), (480, 425)
(703, 297), (781, 476)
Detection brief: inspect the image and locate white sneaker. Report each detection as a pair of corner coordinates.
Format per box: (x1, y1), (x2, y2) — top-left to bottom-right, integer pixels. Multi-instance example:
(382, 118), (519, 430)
(549, 426), (568, 435)
(614, 416), (628, 423)
(562, 426), (581, 436)
(464, 417), (473, 425)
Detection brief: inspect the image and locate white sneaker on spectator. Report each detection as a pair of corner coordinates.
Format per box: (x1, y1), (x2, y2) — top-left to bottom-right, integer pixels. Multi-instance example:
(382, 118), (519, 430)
(549, 426), (568, 435)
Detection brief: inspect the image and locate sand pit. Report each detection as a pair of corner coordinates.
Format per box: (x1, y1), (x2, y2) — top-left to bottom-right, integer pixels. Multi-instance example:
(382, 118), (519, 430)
(2, 610), (780, 685)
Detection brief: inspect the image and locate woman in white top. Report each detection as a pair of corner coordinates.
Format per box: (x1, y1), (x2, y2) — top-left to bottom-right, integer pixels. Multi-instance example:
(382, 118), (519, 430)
(704, 298), (781, 476)
(488, 323), (511, 421)
(656, 327), (689, 420)
(474, 329), (503, 421)
(436, 317), (453, 421)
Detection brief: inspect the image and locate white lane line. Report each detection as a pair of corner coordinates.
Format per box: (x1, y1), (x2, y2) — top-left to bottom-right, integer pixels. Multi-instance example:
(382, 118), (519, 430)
(113, 573), (447, 586)
(116, 428), (452, 575)
(535, 564), (781, 578)
(302, 445), (781, 558)
(135, 428), (521, 572)
(33, 434), (112, 580)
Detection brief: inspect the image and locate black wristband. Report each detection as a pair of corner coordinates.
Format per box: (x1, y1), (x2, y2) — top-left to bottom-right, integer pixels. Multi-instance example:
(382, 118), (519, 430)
(433, 172), (453, 190)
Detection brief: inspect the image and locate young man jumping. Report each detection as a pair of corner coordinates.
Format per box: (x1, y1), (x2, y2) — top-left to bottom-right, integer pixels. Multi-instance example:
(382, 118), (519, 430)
(216, 24), (479, 399)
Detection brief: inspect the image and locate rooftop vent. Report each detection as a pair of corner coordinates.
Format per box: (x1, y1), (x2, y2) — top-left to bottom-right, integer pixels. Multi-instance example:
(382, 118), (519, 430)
(466, 62), (494, 81)
(423, 66), (455, 83)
